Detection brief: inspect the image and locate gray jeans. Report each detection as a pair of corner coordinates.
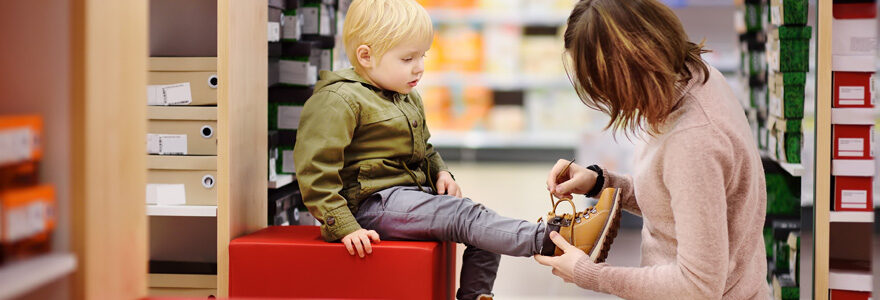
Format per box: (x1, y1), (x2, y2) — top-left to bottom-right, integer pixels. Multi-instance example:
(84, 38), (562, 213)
(354, 186), (546, 300)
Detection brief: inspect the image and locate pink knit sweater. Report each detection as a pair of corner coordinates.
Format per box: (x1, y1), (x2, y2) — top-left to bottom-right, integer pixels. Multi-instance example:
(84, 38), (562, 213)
(573, 66), (769, 299)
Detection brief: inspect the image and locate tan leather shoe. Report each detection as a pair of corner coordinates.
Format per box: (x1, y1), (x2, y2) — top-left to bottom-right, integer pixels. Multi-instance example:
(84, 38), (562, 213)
(540, 188), (621, 263)
(476, 294), (493, 300)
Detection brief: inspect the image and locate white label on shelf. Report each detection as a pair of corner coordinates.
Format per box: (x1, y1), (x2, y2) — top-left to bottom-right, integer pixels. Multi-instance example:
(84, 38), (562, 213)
(268, 22), (281, 42)
(301, 7), (319, 34)
(841, 189), (868, 208)
(282, 14), (302, 40)
(320, 49), (332, 71)
(279, 60), (317, 86)
(770, 6), (781, 25)
(147, 83), (193, 106)
(277, 106), (304, 130)
(146, 134), (188, 155)
(0, 128), (35, 166)
(146, 184), (186, 206)
(282, 149), (296, 173)
(319, 5), (332, 36)
(838, 138), (865, 157)
(4, 201), (47, 243)
(839, 86), (865, 105)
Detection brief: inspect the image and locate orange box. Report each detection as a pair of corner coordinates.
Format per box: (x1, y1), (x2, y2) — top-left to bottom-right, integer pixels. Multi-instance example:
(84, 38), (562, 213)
(0, 185), (56, 262)
(0, 115), (43, 167)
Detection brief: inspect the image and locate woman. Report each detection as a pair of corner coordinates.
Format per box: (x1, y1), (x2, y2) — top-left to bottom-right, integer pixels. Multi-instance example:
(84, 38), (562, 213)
(534, 0), (768, 299)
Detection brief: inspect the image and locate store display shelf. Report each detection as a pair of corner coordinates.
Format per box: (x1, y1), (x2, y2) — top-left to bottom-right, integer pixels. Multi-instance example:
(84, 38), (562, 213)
(829, 268), (872, 292)
(147, 205), (217, 217)
(829, 211), (874, 223)
(0, 253), (77, 300)
(430, 130), (578, 150)
(420, 72), (571, 90)
(759, 151), (805, 177)
(268, 174), (296, 189)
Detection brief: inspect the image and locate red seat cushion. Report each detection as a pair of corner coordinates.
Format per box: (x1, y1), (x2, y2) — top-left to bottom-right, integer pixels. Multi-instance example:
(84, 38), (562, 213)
(229, 226), (455, 299)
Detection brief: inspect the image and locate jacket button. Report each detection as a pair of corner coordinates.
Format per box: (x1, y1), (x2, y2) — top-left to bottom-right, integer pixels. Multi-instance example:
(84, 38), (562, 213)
(326, 216), (336, 226)
(412, 120), (418, 128)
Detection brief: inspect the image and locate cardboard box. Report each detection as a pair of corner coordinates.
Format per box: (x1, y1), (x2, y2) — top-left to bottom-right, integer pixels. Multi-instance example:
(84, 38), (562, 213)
(832, 18), (878, 72)
(769, 117), (803, 164)
(833, 72), (874, 108)
(834, 176), (873, 211)
(0, 185), (56, 263)
(276, 146), (296, 175)
(269, 102), (304, 131)
(0, 116), (42, 167)
(147, 156), (217, 206)
(771, 0), (808, 26)
(833, 2), (877, 20)
(148, 57), (218, 106)
(149, 0), (217, 57)
(833, 124), (874, 160)
(147, 106), (218, 156)
(279, 59), (317, 86)
(282, 9), (303, 42)
(830, 290), (871, 300)
(768, 71), (806, 119)
(767, 26), (811, 73)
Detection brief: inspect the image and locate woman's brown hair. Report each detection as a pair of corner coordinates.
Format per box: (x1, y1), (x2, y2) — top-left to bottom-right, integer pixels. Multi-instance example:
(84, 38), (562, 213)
(564, 0), (710, 136)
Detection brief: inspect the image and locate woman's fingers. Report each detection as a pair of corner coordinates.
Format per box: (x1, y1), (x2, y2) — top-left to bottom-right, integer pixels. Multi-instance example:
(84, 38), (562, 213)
(549, 231), (577, 253)
(547, 159), (572, 193)
(533, 254), (557, 267)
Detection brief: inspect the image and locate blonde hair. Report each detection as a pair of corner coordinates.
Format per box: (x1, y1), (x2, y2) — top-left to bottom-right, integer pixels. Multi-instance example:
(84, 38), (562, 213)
(564, 0), (710, 137)
(343, 0), (434, 71)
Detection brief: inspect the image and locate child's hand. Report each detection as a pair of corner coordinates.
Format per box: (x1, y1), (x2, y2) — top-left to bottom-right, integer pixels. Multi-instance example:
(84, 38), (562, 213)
(435, 171), (462, 197)
(341, 229), (381, 258)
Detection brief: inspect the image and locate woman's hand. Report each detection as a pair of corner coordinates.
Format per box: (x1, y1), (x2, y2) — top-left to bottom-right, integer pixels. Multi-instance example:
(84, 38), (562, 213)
(534, 231), (587, 283)
(546, 159), (598, 199)
(436, 171), (462, 197)
(341, 229), (381, 258)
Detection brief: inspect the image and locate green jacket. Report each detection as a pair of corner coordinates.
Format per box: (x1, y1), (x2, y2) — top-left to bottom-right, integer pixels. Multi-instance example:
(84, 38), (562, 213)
(293, 68), (449, 241)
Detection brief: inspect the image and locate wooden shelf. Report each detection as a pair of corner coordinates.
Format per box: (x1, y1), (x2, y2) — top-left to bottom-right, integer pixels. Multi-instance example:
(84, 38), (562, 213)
(147, 205), (218, 217)
(829, 211), (874, 223)
(268, 174), (296, 189)
(0, 253), (77, 300)
(149, 273), (216, 289)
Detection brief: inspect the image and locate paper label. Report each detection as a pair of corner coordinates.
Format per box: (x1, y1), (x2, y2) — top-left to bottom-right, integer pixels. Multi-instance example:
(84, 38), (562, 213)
(279, 60), (317, 86)
(320, 49), (332, 71)
(147, 83), (193, 106)
(770, 6), (781, 25)
(282, 150), (296, 173)
(282, 15), (301, 40)
(841, 189), (868, 208)
(0, 128), (35, 165)
(5, 201), (48, 243)
(268, 22), (281, 42)
(319, 5), (332, 36)
(301, 7), (319, 34)
(850, 37), (877, 53)
(269, 157), (277, 181)
(146, 134), (188, 155)
(277, 106), (304, 130)
(838, 138), (865, 157)
(839, 86), (865, 106)
(146, 184), (186, 206)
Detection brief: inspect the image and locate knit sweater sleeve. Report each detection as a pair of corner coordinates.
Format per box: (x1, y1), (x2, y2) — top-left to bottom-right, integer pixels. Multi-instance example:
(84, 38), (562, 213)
(601, 168), (641, 216)
(574, 126), (732, 299)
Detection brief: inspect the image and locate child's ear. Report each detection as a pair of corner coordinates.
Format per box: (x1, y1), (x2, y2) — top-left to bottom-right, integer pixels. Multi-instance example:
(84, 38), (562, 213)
(356, 45), (372, 69)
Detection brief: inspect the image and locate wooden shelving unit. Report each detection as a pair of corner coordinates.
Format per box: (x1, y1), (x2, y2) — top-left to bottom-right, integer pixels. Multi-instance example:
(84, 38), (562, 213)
(813, 0), (832, 298)
(145, 0), (267, 297)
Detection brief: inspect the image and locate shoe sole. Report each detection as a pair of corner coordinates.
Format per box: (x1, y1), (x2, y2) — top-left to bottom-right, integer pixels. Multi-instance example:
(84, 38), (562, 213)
(588, 189), (622, 263)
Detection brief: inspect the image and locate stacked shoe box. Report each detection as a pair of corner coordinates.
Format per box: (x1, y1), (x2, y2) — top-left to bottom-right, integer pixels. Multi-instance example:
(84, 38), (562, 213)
(830, 1), (877, 298)
(147, 0), (219, 277)
(766, 0), (810, 165)
(736, 0), (769, 150)
(830, 0), (877, 214)
(267, 0), (350, 226)
(0, 116), (56, 265)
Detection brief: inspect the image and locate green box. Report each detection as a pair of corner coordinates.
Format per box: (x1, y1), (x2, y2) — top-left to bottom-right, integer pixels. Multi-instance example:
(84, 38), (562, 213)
(276, 146), (296, 175)
(269, 102), (305, 130)
(771, 0), (808, 26)
(765, 173), (799, 216)
(744, 2), (764, 33)
(770, 26), (811, 72)
(780, 132), (802, 164)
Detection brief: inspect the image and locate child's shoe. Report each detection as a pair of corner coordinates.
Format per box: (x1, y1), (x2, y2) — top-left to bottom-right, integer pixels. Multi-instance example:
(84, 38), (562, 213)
(539, 188), (622, 263)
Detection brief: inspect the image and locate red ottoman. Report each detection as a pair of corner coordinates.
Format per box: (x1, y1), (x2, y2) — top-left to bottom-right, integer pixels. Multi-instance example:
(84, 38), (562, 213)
(229, 226), (456, 299)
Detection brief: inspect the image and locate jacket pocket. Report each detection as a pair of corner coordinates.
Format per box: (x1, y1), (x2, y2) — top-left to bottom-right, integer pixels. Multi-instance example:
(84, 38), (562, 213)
(360, 108), (404, 125)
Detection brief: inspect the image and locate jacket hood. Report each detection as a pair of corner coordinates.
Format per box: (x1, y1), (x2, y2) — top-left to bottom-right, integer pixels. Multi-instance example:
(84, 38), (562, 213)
(315, 68), (376, 92)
